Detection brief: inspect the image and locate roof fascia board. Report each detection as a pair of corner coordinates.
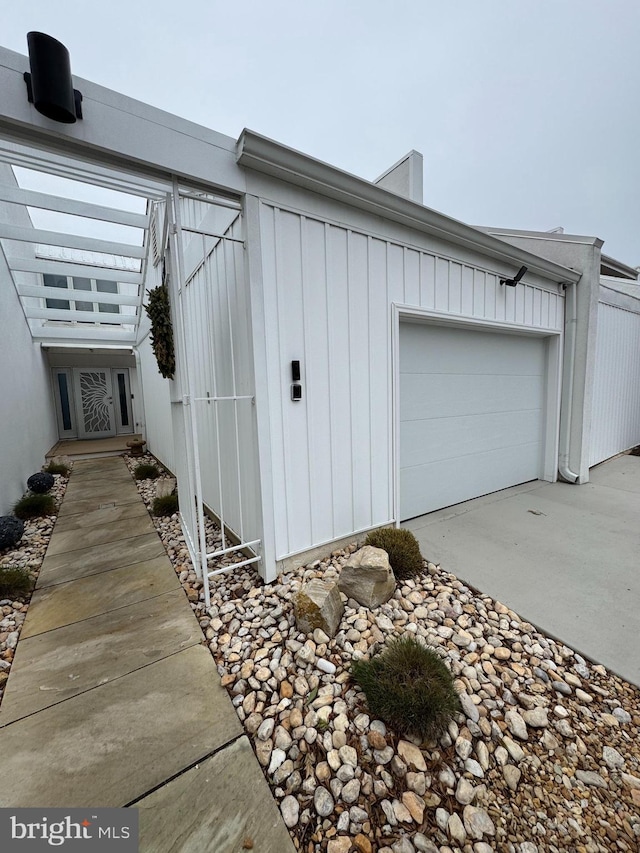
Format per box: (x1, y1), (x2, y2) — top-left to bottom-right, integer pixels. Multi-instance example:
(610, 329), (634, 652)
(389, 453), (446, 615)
(600, 254), (638, 280)
(481, 226), (603, 248)
(237, 130), (580, 283)
(0, 46), (245, 195)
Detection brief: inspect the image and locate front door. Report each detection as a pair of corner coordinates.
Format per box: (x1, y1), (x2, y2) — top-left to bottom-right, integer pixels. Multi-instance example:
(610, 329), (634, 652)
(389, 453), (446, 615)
(73, 368), (116, 439)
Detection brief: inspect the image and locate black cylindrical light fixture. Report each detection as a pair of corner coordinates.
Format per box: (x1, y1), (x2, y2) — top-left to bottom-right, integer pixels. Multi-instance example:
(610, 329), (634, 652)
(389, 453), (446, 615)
(26, 31), (77, 123)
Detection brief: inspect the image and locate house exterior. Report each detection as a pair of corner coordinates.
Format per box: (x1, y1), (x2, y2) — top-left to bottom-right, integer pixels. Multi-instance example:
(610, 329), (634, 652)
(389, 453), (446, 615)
(1, 41), (638, 590)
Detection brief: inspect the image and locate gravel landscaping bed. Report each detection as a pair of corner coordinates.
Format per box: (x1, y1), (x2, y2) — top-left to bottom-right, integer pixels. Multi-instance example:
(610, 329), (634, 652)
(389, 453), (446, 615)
(0, 469), (70, 708)
(126, 453), (640, 853)
(3, 453), (632, 852)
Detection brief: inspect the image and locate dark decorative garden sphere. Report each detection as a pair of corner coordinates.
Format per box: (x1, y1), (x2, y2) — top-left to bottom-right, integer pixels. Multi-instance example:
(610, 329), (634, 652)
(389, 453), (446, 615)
(27, 472), (55, 494)
(0, 516), (25, 551)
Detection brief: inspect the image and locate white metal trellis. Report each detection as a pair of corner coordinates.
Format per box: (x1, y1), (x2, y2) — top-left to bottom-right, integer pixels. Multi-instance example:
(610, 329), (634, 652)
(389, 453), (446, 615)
(166, 179), (261, 607)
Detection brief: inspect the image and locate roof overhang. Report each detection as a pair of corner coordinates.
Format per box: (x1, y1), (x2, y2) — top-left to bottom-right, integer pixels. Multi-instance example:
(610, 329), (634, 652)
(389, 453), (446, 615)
(237, 130), (581, 284)
(601, 254), (638, 280)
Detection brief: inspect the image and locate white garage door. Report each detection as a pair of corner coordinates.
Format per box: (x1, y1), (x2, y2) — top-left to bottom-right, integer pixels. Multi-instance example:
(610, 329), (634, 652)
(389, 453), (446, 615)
(400, 323), (546, 520)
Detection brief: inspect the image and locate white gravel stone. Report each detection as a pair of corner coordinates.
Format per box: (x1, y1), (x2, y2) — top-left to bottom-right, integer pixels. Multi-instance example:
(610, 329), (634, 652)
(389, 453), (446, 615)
(314, 786), (334, 817)
(280, 795), (299, 828)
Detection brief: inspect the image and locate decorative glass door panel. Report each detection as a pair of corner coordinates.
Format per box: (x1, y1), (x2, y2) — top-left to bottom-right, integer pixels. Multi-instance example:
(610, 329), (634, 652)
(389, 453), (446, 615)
(73, 369), (116, 439)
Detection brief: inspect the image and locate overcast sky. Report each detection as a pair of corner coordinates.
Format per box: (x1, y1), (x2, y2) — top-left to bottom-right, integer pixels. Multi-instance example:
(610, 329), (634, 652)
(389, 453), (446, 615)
(4, 1), (640, 266)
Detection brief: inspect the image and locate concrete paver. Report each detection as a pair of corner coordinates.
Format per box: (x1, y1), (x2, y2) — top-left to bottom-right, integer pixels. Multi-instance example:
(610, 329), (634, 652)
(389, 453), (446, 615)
(405, 454), (640, 685)
(53, 499), (150, 533)
(0, 646), (242, 807)
(137, 736), (296, 853)
(46, 513), (156, 555)
(0, 589), (202, 725)
(0, 455), (293, 852)
(22, 555), (178, 638)
(38, 532), (165, 586)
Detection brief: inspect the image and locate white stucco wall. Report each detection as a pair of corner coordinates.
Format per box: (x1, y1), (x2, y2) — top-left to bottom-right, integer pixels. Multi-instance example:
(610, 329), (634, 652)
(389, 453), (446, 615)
(0, 166), (57, 513)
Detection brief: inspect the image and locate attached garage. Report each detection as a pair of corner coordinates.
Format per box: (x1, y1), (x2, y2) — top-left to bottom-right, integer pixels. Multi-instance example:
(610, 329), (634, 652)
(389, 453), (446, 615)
(399, 321), (551, 520)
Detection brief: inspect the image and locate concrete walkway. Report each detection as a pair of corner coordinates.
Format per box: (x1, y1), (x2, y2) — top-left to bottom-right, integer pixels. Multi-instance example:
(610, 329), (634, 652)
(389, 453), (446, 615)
(405, 454), (640, 687)
(0, 457), (294, 853)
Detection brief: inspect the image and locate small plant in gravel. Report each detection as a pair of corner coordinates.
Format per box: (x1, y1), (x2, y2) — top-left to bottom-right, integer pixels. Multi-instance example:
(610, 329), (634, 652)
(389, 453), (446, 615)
(351, 634), (460, 740)
(364, 527), (424, 579)
(152, 494), (178, 516)
(44, 461), (70, 477)
(0, 567), (33, 599)
(134, 463), (161, 480)
(13, 493), (57, 520)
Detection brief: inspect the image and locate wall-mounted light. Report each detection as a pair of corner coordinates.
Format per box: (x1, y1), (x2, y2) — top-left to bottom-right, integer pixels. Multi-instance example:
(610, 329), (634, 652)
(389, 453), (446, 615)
(500, 265), (527, 287)
(24, 32), (83, 123)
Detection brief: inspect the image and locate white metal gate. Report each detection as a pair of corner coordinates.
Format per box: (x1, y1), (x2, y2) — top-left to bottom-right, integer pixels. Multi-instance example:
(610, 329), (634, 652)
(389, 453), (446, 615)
(165, 180), (261, 606)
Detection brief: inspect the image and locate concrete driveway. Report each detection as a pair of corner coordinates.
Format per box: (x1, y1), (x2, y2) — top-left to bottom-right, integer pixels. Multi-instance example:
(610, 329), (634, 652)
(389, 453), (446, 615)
(404, 454), (640, 687)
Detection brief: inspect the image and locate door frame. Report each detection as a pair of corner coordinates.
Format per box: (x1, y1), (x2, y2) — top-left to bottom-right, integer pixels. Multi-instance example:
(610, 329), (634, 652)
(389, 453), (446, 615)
(391, 303), (563, 526)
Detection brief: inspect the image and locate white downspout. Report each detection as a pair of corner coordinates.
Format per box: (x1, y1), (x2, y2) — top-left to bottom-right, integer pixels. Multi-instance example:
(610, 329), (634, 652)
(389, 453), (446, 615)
(558, 280), (580, 483)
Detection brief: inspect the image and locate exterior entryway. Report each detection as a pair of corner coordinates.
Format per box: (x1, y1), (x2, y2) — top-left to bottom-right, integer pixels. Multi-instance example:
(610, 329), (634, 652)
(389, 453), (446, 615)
(52, 367), (135, 440)
(399, 322), (548, 520)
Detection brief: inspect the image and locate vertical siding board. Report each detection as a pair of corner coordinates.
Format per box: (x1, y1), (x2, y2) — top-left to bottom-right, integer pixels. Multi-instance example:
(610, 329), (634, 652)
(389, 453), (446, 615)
(419, 253), (436, 308)
(461, 266), (474, 316)
(404, 249), (421, 307)
(326, 224), (354, 539)
(278, 211), (312, 553)
(348, 231), (373, 531)
(369, 237), (391, 524)
(435, 258), (449, 311)
(302, 217), (334, 544)
(261, 205), (289, 555)
(449, 262), (462, 314)
(473, 269), (485, 317)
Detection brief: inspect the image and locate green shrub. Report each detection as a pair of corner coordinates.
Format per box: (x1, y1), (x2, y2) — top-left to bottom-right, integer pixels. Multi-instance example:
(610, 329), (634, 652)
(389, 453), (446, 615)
(45, 462), (70, 477)
(365, 527), (424, 579)
(152, 494), (178, 516)
(0, 567), (33, 599)
(351, 634), (460, 740)
(134, 463), (161, 480)
(13, 493), (57, 520)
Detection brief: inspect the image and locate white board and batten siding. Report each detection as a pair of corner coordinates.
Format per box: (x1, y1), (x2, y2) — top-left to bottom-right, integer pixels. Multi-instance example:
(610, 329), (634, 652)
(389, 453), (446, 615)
(258, 199), (565, 562)
(590, 298), (640, 466)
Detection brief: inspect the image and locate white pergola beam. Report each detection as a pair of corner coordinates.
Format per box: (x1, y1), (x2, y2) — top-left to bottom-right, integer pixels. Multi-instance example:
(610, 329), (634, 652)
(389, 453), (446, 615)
(31, 324), (136, 344)
(17, 283), (141, 307)
(7, 256), (144, 283)
(0, 184), (149, 229)
(25, 306), (133, 325)
(0, 222), (146, 259)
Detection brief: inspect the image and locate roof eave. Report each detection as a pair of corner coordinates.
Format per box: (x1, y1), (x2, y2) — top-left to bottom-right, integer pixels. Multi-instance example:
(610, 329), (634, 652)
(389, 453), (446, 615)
(237, 130), (580, 284)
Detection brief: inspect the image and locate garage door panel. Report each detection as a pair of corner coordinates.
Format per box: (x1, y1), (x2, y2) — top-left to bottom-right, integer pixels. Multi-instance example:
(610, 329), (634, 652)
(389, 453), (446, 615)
(400, 323), (546, 376)
(400, 373), (544, 421)
(399, 322), (547, 520)
(400, 408), (543, 469)
(401, 441), (541, 519)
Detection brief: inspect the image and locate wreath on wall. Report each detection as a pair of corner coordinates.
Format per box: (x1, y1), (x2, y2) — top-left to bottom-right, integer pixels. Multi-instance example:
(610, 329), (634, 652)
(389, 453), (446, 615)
(144, 261), (176, 379)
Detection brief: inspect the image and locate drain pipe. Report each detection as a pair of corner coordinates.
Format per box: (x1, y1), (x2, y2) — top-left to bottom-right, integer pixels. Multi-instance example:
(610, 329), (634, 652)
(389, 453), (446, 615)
(558, 279), (580, 483)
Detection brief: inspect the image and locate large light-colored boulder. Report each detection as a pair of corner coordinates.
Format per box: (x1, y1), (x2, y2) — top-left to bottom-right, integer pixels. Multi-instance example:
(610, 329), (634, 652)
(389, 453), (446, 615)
(294, 579), (344, 638)
(156, 477), (177, 498)
(338, 545), (396, 609)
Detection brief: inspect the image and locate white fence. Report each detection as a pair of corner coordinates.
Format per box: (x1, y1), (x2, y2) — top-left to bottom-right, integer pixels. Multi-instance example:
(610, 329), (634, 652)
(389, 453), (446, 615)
(590, 296), (640, 466)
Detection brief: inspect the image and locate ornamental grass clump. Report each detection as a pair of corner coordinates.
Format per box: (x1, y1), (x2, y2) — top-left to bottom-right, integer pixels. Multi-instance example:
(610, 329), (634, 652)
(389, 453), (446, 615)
(13, 493), (57, 520)
(0, 567), (33, 599)
(364, 527), (424, 579)
(351, 634), (460, 740)
(152, 494), (178, 517)
(134, 463), (161, 480)
(44, 461), (70, 477)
